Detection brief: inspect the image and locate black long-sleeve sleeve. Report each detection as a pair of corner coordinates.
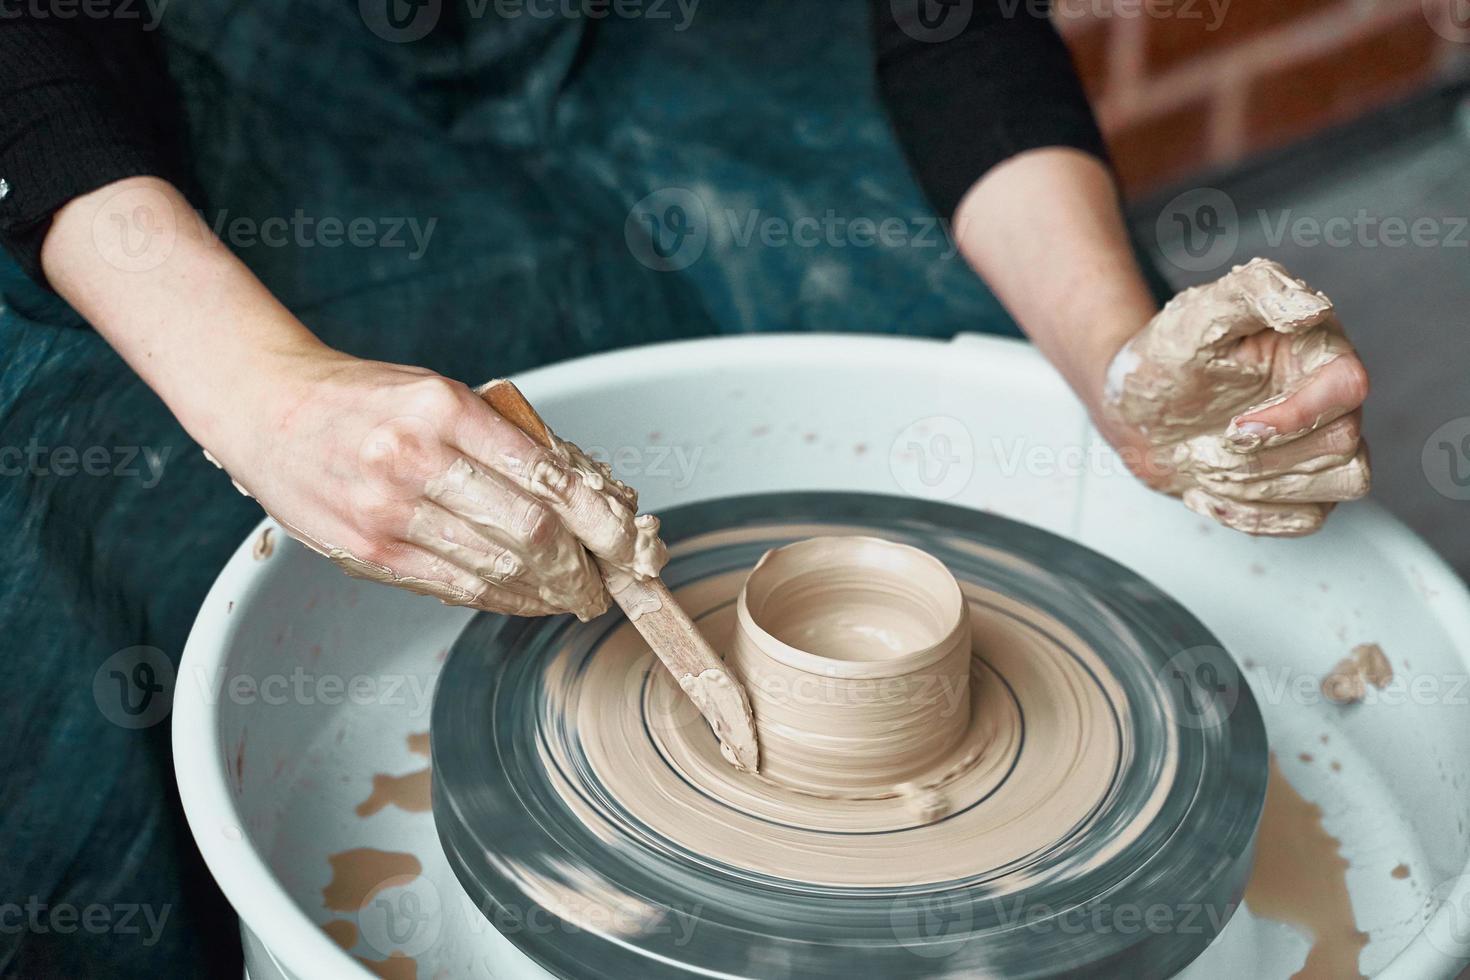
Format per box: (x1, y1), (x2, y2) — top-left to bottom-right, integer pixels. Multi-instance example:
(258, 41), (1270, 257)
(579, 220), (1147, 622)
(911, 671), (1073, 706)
(1, 4), (1101, 287)
(873, 0), (1109, 219)
(0, 8), (188, 286)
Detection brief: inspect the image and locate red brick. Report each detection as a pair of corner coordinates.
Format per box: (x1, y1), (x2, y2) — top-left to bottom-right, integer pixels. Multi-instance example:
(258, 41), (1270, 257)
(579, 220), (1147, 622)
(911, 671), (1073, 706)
(1243, 12), (1442, 154)
(1144, 0), (1340, 74)
(1105, 96), (1216, 196)
(1062, 20), (1113, 101)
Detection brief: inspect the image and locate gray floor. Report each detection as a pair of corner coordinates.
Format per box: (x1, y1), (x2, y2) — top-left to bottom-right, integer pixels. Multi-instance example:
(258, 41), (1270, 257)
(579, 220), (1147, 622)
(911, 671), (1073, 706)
(1136, 92), (1470, 577)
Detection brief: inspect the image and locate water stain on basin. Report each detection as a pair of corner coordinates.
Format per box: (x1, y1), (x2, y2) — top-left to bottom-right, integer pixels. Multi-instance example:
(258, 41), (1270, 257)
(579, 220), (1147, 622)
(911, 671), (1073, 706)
(322, 849), (422, 912)
(356, 769), (432, 817)
(1245, 755), (1367, 979)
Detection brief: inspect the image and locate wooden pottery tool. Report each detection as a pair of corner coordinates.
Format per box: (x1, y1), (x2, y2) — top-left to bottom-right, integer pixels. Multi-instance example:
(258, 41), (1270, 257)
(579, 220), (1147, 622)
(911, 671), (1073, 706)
(479, 379), (760, 772)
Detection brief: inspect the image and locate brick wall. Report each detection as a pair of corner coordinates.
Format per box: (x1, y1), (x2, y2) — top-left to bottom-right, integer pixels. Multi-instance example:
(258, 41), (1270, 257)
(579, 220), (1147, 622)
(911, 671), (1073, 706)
(1054, 0), (1470, 195)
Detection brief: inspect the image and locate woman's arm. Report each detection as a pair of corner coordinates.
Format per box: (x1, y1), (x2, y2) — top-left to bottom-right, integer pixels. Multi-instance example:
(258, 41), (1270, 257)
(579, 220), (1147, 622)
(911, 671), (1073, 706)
(951, 148), (1154, 407)
(0, 9), (188, 284)
(953, 149), (1371, 536)
(40, 176), (664, 617)
(873, 2), (1369, 535)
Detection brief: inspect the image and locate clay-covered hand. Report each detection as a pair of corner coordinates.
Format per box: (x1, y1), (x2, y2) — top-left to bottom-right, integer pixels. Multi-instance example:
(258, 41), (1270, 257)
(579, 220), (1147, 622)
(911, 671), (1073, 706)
(205, 354), (665, 619)
(1098, 258), (1371, 536)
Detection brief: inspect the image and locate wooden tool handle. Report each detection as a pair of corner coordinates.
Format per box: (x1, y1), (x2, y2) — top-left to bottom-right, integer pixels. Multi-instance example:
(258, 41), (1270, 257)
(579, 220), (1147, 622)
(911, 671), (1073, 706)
(480, 379), (556, 450)
(475, 379), (760, 771)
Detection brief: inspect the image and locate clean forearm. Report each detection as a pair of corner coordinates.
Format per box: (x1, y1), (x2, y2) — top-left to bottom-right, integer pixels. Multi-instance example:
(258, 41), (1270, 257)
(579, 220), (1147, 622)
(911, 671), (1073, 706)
(952, 148), (1159, 409)
(40, 177), (336, 452)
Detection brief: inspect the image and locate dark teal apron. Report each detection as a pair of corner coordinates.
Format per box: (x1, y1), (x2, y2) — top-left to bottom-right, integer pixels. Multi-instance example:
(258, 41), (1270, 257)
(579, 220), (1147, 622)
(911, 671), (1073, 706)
(0, 3), (1147, 975)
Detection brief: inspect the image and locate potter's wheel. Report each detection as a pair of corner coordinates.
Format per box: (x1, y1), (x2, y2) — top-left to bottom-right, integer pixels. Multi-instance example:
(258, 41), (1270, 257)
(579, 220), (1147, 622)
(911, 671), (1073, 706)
(432, 492), (1267, 979)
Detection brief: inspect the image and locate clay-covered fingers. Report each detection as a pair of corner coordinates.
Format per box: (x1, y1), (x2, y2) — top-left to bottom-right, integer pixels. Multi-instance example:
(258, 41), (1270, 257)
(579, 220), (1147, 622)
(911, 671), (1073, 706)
(1186, 412), (1372, 505)
(1181, 489), (1332, 538)
(406, 497), (609, 620)
(1225, 350), (1369, 450)
(329, 539), (563, 616)
(1227, 257), (1335, 336)
(451, 403), (665, 578)
(419, 458), (609, 620)
(1195, 447), (1370, 504)
(1157, 258), (1335, 357)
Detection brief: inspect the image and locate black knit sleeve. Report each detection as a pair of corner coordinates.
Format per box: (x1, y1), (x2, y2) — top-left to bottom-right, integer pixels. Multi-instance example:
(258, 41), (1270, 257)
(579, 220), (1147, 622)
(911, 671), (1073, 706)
(872, 0), (1109, 220)
(0, 9), (188, 287)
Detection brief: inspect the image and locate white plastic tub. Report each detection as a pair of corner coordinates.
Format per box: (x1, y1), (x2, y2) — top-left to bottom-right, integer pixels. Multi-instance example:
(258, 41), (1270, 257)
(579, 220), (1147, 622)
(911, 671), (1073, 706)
(174, 333), (1470, 979)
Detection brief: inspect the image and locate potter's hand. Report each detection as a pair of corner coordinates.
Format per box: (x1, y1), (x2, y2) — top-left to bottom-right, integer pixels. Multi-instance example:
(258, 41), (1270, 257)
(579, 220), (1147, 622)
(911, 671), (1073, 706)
(208, 355), (654, 619)
(1098, 258), (1371, 537)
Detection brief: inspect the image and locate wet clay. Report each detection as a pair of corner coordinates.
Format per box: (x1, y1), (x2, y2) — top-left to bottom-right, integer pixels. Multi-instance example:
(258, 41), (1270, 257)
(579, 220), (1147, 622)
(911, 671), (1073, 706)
(354, 952), (416, 980)
(1321, 643), (1392, 705)
(1103, 258), (1369, 537)
(356, 769), (431, 817)
(549, 534), (1153, 887)
(321, 918), (358, 951)
(729, 537), (972, 799)
(1244, 756), (1366, 979)
(268, 391), (669, 621)
(321, 849), (423, 912)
